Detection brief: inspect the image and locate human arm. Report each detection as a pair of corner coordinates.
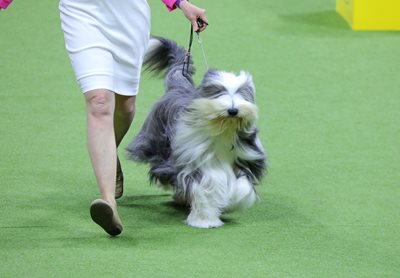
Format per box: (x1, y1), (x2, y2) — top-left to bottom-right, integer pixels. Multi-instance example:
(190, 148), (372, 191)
(161, 0), (208, 32)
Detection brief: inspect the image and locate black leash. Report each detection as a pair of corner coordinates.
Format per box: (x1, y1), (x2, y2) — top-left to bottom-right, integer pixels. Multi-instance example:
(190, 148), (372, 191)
(182, 18), (209, 77)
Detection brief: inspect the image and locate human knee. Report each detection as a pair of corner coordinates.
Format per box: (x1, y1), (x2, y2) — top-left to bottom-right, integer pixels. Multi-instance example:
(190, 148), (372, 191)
(115, 105), (135, 120)
(115, 95), (136, 117)
(86, 90), (114, 118)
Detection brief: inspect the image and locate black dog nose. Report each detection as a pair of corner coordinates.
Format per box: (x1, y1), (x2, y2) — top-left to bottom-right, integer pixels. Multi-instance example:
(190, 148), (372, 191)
(227, 108), (239, 116)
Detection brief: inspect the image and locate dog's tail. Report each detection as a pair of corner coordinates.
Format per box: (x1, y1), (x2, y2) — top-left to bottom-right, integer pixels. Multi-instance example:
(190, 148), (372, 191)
(144, 36), (195, 90)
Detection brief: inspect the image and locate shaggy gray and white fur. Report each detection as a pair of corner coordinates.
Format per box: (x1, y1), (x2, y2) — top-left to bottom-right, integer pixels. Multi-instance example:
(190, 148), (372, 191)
(127, 37), (267, 228)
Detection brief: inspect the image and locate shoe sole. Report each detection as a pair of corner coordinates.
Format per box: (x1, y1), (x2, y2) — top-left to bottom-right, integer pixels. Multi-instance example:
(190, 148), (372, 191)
(90, 199), (122, 236)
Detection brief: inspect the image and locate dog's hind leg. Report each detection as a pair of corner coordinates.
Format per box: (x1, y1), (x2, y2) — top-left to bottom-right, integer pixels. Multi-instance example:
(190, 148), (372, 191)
(225, 175), (258, 213)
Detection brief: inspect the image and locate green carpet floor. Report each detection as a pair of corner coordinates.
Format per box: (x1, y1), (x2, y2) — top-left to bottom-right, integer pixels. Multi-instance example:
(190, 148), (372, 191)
(1, 0), (399, 277)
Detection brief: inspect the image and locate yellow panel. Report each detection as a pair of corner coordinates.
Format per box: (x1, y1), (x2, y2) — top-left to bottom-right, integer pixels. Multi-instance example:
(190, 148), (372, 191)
(336, 0), (400, 30)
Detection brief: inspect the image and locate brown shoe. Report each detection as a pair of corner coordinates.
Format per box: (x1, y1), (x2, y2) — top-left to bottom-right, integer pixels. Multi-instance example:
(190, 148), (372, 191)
(90, 199), (123, 236)
(115, 157), (124, 199)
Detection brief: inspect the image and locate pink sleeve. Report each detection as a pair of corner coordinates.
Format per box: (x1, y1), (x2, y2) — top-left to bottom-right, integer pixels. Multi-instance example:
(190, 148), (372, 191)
(0, 0), (13, 9)
(162, 0), (177, 12)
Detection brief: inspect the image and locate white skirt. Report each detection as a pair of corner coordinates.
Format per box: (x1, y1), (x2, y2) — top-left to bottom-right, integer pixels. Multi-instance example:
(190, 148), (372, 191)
(59, 0), (151, 95)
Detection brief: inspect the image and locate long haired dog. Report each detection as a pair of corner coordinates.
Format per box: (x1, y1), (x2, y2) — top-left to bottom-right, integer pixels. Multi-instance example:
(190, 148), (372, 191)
(127, 37), (266, 228)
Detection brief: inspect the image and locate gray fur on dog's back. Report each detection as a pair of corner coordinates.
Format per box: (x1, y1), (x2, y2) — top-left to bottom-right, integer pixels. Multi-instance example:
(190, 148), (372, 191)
(127, 37), (196, 185)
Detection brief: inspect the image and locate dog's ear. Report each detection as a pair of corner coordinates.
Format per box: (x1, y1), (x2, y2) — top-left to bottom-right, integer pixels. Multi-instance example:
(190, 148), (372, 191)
(240, 71), (255, 93)
(237, 71), (256, 102)
(201, 69), (221, 86)
(199, 69), (226, 98)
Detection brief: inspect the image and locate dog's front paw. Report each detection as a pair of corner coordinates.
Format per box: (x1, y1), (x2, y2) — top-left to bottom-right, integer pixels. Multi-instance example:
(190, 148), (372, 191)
(185, 214), (224, 229)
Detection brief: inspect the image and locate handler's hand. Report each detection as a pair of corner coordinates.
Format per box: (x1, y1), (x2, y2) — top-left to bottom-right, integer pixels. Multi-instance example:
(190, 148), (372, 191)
(179, 1), (208, 32)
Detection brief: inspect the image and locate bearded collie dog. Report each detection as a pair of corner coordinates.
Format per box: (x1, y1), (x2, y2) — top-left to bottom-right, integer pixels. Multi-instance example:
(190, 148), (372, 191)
(127, 37), (266, 228)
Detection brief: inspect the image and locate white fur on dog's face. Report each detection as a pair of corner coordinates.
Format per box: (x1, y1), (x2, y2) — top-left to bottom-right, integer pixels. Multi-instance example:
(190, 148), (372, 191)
(186, 70), (258, 135)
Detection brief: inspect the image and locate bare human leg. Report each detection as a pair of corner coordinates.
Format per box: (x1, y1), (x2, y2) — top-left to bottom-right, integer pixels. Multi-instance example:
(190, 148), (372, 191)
(85, 89), (121, 236)
(114, 95), (136, 199)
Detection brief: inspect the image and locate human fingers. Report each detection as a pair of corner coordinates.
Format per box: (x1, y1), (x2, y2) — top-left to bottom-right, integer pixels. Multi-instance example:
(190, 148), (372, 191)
(195, 10), (208, 32)
(196, 15), (208, 32)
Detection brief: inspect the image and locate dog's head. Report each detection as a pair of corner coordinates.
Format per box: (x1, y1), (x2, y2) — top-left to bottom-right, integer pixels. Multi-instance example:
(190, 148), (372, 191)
(186, 69), (258, 134)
